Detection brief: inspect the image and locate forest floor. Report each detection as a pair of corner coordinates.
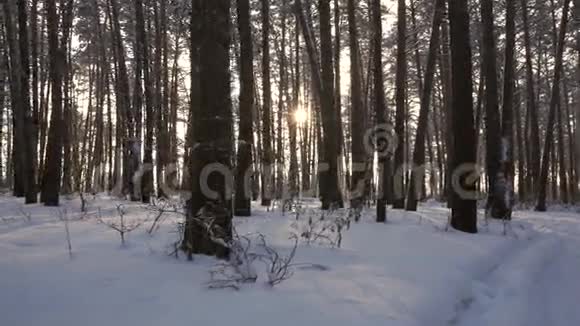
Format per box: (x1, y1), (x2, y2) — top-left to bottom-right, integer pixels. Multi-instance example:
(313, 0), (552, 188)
(0, 194), (579, 326)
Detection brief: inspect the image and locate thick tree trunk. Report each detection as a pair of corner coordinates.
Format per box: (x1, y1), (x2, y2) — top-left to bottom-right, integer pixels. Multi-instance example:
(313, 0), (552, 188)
(41, 0), (65, 206)
(449, 0), (477, 233)
(183, 0), (233, 260)
(318, 0), (343, 209)
(348, 0), (366, 208)
(234, 0), (255, 216)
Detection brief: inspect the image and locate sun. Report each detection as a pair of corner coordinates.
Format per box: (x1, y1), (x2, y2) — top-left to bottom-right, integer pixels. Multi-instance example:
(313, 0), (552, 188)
(294, 109), (309, 124)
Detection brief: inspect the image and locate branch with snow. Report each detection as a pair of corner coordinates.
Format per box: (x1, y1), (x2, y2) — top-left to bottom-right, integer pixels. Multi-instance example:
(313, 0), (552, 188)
(291, 208), (351, 248)
(207, 230), (259, 290)
(257, 234), (298, 286)
(97, 205), (145, 246)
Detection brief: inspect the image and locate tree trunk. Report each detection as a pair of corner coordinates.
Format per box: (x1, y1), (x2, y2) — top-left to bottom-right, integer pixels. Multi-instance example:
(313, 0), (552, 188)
(496, 0), (516, 219)
(406, 0), (445, 211)
(157, 0), (170, 199)
(318, 0), (343, 209)
(288, 17), (300, 197)
(261, 0), (274, 207)
(393, 0), (407, 209)
(135, 0), (154, 203)
(333, 0), (344, 197)
(276, 0), (288, 200)
(563, 82), (576, 202)
(371, 0), (388, 222)
(41, 0), (65, 206)
(0, 19), (7, 186)
(480, 0), (502, 217)
(440, 14), (454, 206)
(520, 0), (541, 198)
(536, 0), (572, 211)
(30, 0), (40, 196)
(575, 0), (580, 195)
(183, 0), (233, 260)
(109, 0), (136, 200)
(234, 0), (255, 216)
(557, 89), (569, 204)
(514, 82), (526, 201)
(449, 0), (477, 233)
(348, 0), (366, 208)
(3, 1), (23, 198)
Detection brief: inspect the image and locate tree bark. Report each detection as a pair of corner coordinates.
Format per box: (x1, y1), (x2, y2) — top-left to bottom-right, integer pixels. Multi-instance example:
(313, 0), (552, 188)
(575, 0), (580, 195)
(371, 0), (388, 222)
(449, 0), (477, 233)
(480, 0), (502, 217)
(406, 0), (446, 211)
(261, 0), (274, 207)
(288, 17), (300, 197)
(183, 0), (233, 260)
(318, 0), (343, 210)
(348, 0), (366, 208)
(536, 0), (572, 211)
(41, 0), (66, 206)
(393, 0), (407, 209)
(520, 0), (541, 198)
(109, 0), (136, 200)
(234, 0), (255, 216)
(135, 0), (154, 203)
(496, 0), (516, 219)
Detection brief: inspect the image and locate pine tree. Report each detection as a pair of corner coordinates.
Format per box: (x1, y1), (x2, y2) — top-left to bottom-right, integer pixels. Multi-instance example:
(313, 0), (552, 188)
(406, 0), (446, 212)
(480, 0), (502, 218)
(372, 0), (388, 222)
(536, 0), (572, 211)
(319, 0), (343, 210)
(41, 0), (67, 206)
(393, 0), (407, 209)
(449, 0), (477, 233)
(261, 0), (274, 207)
(234, 0), (255, 216)
(348, 0), (366, 208)
(183, 0), (233, 259)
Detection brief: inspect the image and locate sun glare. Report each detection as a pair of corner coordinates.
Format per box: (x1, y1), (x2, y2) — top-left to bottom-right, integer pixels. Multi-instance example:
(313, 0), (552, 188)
(294, 109), (308, 124)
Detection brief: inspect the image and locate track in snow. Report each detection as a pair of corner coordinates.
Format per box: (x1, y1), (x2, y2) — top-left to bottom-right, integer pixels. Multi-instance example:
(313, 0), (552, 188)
(448, 210), (580, 326)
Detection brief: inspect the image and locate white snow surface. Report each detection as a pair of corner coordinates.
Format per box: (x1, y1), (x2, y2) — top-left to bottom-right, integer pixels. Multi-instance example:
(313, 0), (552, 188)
(0, 195), (579, 326)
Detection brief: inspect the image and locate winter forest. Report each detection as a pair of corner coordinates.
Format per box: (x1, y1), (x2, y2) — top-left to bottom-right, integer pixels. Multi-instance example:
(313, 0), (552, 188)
(1, 0), (580, 325)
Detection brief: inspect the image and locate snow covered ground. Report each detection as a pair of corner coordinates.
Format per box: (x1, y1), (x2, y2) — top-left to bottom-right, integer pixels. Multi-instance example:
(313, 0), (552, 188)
(0, 194), (579, 326)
